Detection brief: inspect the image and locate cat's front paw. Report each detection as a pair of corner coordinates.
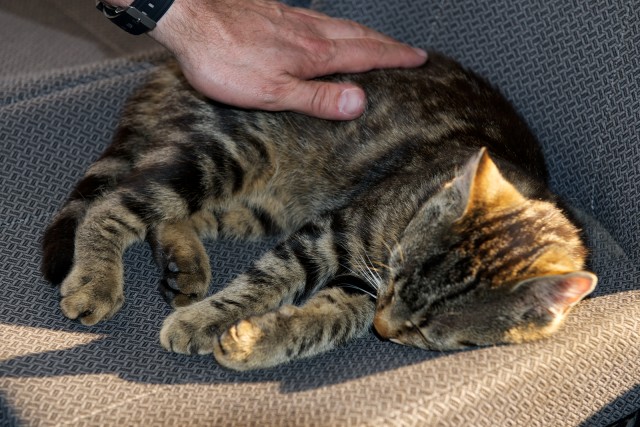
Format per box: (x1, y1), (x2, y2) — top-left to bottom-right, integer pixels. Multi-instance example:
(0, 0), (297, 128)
(214, 309), (294, 371)
(59, 269), (124, 326)
(160, 301), (225, 355)
(214, 320), (265, 371)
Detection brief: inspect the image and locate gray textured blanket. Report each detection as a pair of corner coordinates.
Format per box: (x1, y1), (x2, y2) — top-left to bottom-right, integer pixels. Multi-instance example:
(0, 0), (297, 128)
(1, 0), (638, 425)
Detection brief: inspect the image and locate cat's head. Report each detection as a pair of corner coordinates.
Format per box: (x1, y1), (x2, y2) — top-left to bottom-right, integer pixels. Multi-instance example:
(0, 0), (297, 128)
(373, 148), (596, 350)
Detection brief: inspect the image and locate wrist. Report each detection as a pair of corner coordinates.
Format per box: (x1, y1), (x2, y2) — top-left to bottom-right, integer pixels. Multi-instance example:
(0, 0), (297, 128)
(147, 0), (198, 53)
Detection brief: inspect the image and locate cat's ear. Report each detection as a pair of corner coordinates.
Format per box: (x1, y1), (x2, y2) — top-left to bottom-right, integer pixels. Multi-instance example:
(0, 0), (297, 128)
(455, 147), (525, 216)
(516, 271), (597, 316)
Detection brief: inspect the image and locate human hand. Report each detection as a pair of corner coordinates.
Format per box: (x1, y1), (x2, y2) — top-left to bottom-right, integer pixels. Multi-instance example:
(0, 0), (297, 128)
(147, 0), (427, 120)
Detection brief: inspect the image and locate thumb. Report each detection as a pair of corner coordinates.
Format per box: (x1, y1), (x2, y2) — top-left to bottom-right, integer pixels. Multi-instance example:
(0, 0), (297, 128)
(283, 79), (366, 120)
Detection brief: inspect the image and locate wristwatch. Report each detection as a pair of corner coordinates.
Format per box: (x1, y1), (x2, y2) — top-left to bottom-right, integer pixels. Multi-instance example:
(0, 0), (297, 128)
(96, 0), (175, 35)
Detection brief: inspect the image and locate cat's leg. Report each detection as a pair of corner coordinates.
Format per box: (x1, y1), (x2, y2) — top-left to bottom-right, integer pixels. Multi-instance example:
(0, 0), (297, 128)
(42, 126), (143, 285)
(160, 218), (341, 355)
(59, 193), (149, 325)
(147, 203), (289, 308)
(213, 286), (375, 371)
(59, 161), (210, 324)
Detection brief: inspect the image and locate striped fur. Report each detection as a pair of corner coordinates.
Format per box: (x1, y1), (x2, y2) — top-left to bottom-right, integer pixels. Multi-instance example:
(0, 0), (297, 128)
(42, 53), (596, 370)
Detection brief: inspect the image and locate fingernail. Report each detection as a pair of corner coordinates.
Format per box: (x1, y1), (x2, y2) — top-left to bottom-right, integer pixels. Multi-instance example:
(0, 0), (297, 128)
(338, 88), (364, 116)
(413, 48), (428, 58)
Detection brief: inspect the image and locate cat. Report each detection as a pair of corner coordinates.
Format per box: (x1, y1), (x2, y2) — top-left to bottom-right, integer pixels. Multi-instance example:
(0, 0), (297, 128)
(42, 52), (597, 371)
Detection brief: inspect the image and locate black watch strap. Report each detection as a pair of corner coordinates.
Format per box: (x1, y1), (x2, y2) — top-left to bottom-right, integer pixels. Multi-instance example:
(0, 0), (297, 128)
(96, 0), (175, 35)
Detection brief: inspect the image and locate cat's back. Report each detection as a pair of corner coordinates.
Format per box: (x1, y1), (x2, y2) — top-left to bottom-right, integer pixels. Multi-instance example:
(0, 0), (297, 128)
(129, 53), (542, 168)
(282, 52), (549, 198)
(123, 52), (550, 207)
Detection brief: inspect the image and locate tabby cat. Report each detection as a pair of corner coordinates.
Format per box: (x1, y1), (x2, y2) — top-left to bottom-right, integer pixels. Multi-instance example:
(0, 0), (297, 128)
(42, 52), (597, 371)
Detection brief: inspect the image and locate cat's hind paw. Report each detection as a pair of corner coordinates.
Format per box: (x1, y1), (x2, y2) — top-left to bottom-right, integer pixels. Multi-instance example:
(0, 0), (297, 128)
(149, 224), (211, 308)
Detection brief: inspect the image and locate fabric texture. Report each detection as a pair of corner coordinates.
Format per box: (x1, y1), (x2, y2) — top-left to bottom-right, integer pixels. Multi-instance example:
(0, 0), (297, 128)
(0, 0), (161, 78)
(1, 0), (638, 426)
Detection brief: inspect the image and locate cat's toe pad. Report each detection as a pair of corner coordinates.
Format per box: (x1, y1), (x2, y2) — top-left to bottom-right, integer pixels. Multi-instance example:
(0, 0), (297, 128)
(158, 252), (210, 308)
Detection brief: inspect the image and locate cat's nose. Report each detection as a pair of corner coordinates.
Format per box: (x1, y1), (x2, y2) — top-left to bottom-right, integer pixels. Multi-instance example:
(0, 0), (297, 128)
(373, 311), (395, 339)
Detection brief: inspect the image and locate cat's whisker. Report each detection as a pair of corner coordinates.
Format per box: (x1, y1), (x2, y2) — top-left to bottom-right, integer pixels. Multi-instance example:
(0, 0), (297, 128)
(358, 266), (379, 291)
(356, 253), (383, 292)
(396, 243), (406, 267)
(363, 252), (383, 276)
(363, 250), (385, 282)
(338, 262), (362, 279)
(339, 258), (376, 287)
(336, 261), (379, 300)
(334, 240), (384, 291)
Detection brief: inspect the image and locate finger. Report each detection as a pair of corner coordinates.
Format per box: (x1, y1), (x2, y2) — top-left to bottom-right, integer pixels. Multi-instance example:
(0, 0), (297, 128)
(279, 79), (367, 120)
(319, 19), (399, 43)
(290, 8), (399, 44)
(314, 38), (428, 76)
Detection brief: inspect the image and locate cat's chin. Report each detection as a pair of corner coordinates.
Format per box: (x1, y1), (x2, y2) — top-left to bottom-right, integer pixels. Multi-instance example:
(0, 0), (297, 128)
(388, 337), (429, 349)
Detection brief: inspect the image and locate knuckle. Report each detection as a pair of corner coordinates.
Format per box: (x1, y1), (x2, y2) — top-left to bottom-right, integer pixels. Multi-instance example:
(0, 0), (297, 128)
(308, 85), (333, 115)
(342, 19), (369, 37)
(301, 37), (336, 62)
(258, 83), (290, 108)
